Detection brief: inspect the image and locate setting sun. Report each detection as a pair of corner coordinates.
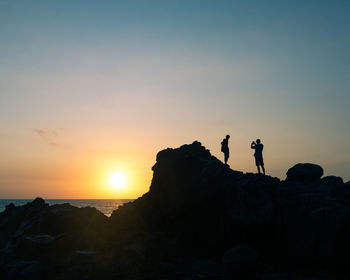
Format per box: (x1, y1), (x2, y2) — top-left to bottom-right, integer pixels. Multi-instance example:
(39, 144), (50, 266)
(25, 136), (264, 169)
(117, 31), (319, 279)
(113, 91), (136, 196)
(108, 172), (128, 190)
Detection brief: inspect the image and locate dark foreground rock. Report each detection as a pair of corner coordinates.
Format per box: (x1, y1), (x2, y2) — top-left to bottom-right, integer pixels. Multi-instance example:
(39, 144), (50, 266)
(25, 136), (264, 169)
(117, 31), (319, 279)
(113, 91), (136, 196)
(286, 163), (324, 182)
(0, 141), (349, 279)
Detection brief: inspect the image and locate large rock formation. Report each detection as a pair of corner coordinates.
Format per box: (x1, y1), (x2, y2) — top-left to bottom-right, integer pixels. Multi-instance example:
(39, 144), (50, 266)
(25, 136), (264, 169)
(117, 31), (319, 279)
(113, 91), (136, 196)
(109, 141), (279, 259)
(0, 141), (349, 279)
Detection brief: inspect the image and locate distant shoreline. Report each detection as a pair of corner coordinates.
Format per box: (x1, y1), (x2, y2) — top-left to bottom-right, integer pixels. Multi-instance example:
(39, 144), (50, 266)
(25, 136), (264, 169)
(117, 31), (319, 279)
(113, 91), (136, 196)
(0, 199), (135, 216)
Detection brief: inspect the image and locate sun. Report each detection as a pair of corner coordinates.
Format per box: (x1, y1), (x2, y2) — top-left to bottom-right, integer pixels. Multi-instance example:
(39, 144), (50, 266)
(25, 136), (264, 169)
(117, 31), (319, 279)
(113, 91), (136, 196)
(108, 172), (127, 190)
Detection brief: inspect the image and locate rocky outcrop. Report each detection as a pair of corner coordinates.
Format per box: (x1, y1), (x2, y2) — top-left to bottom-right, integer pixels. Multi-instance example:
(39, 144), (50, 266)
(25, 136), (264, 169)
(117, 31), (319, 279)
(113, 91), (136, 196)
(0, 197), (110, 279)
(321, 175), (344, 185)
(109, 141), (280, 261)
(286, 163), (324, 182)
(0, 197), (109, 252)
(0, 141), (349, 279)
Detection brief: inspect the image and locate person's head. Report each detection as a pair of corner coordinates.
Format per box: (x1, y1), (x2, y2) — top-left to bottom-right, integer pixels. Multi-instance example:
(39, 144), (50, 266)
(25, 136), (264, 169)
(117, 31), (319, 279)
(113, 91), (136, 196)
(226, 135), (230, 139)
(256, 139), (261, 144)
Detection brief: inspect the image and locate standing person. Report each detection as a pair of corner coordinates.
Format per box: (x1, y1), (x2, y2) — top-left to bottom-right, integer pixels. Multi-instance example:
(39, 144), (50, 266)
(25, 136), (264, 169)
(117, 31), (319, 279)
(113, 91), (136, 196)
(221, 135), (230, 165)
(251, 139), (265, 175)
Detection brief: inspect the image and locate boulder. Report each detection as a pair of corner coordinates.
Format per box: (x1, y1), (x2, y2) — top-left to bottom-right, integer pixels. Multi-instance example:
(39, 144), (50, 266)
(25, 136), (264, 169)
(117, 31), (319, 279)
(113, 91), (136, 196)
(286, 163), (324, 182)
(321, 176), (344, 185)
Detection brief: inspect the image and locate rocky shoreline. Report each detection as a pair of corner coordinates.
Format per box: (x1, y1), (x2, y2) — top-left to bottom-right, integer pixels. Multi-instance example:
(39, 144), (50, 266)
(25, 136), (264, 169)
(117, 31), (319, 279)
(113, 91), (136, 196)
(1, 141), (349, 279)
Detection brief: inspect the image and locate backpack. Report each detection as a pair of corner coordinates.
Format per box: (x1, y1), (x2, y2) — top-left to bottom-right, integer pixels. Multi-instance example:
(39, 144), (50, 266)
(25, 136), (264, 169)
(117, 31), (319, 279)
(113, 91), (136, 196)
(221, 140), (225, 152)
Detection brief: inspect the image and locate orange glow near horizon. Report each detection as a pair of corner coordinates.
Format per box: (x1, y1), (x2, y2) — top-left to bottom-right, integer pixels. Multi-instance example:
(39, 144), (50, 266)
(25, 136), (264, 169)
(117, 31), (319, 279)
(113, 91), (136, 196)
(81, 155), (153, 200)
(1, 128), (349, 199)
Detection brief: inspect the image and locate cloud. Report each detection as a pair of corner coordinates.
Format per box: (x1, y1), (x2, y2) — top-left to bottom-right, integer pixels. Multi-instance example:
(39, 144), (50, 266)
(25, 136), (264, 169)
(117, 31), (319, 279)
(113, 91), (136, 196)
(33, 129), (59, 146)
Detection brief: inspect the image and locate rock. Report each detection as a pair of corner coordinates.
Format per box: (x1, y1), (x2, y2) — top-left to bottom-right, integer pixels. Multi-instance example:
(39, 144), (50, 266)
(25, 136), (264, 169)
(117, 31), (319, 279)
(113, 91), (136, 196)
(75, 250), (96, 255)
(111, 141), (279, 259)
(5, 203), (15, 212)
(286, 163), (324, 182)
(25, 234), (58, 244)
(0, 141), (349, 279)
(7, 260), (42, 279)
(32, 197), (46, 207)
(222, 245), (258, 278)
(321, 176), (344, 185)
(0, 198), (109, 260)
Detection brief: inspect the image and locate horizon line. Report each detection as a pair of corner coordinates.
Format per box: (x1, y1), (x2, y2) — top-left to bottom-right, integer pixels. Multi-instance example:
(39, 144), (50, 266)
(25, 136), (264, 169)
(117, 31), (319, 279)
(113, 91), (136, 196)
(0, 198), (137, 200)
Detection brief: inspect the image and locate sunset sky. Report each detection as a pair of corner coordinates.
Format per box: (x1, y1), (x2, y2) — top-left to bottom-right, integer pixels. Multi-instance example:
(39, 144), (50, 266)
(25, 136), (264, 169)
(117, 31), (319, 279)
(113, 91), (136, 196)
(1, 0), (349, 198)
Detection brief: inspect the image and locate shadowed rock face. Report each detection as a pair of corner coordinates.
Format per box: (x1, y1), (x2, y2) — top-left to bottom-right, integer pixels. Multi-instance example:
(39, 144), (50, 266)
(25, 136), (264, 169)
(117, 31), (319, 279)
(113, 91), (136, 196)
(0, 198), (109, 255)
(109, 141), (280, 261)
(0, 141), (349, 279)
(286, 163), (324, 182)
(321, 175), (344, 185)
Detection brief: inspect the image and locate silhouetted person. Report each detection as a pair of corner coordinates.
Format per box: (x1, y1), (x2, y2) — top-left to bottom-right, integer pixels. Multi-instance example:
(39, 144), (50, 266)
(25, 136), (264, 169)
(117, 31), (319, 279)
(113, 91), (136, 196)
(221, 135), (230, 165)
(251, 139), (265, 175)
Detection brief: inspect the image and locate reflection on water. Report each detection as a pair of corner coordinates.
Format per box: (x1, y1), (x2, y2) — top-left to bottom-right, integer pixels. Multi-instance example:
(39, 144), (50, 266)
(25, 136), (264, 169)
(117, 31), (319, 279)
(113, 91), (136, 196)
(0, 199), (134, 217)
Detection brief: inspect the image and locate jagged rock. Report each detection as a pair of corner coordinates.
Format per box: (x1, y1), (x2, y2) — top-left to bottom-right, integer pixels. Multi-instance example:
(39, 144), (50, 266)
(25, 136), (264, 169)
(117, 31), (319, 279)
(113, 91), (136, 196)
(111, 141), (279, 258)
(32, 197), (46, 207)
(321, 176), (344, 185)
(5, 203), (15, 212)
(0, 199), (109, 261)
(286, 163), (324, 182)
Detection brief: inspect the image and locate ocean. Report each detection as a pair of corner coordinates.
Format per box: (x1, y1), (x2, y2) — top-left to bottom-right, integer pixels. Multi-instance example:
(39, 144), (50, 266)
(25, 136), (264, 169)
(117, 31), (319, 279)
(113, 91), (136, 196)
(0, 199), (134, 217)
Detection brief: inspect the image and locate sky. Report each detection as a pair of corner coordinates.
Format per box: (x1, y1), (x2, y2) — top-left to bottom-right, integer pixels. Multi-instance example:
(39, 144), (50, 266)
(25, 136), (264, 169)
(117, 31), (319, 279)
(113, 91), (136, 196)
(0, 0), (349, 198)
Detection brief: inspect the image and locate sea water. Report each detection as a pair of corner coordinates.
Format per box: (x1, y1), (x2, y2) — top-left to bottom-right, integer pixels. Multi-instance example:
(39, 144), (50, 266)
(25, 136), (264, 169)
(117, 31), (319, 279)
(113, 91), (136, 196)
(0, 199), (134, 217)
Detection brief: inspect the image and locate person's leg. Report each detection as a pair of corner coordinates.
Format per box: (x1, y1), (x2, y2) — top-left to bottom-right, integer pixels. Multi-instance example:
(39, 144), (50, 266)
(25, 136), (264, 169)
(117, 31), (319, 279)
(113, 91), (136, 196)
(255, 157), (260, 173)
(225, 151), (230, 165)
(260, 158), (265, 175)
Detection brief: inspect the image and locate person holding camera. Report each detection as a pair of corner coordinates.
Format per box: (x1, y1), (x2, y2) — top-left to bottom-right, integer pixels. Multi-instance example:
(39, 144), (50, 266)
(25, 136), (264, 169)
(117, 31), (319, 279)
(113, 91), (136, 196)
(251, 139), (265, 175)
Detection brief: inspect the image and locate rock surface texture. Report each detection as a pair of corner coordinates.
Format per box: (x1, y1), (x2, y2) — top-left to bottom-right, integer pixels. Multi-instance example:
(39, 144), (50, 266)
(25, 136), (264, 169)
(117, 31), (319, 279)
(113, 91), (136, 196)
(0, 141), (349, 279)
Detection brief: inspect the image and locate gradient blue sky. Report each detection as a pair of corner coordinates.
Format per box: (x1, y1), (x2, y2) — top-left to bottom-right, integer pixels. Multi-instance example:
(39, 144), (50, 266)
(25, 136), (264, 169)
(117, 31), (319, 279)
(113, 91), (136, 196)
(1, 0), (349, 198)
